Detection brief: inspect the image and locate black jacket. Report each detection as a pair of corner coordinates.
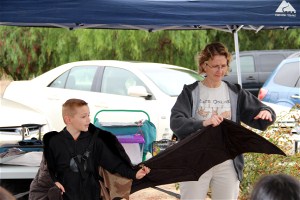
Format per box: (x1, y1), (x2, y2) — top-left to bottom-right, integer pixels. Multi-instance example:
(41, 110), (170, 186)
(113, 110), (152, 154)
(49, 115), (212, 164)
(43, 124), (136, 200)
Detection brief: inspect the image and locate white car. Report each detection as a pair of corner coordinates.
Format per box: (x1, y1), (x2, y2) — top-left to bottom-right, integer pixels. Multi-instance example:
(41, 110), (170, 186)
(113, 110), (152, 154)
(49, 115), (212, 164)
(3, 60), (203, 140)
(0, 98), (51, 147)
(0, 98), (51, 180)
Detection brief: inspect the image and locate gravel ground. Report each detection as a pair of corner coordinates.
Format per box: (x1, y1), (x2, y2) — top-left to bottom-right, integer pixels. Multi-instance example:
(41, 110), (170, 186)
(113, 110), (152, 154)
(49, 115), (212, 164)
(130, 184), (180, 200)
(130, 183), (212, 200)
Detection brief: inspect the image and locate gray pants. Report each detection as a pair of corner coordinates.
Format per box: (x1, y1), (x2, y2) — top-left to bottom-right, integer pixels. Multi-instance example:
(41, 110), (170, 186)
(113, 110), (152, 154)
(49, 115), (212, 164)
(179, 160), (240, 200)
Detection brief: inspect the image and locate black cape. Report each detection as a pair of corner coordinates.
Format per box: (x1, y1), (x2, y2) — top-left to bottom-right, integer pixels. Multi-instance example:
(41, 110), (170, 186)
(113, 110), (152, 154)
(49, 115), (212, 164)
(131, 119), (286, 193)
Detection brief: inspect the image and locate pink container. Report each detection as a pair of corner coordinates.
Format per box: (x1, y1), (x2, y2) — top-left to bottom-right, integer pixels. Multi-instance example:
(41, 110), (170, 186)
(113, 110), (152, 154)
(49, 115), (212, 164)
(116, 134), (145, 144)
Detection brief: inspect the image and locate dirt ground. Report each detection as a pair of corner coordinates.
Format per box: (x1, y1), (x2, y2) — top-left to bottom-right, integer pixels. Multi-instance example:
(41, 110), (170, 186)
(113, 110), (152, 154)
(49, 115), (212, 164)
(130, 184), (180, 200)
(0, 79), (11, 96)
(130, 184), (212, 200)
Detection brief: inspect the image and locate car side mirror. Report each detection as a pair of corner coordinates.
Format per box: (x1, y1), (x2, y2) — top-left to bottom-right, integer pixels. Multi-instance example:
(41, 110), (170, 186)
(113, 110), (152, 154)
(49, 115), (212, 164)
(127, 86), (149, 97)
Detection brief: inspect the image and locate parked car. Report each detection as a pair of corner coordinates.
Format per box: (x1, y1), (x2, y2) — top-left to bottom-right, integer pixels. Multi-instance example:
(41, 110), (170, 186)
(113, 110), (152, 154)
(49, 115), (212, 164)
(223, 50), (297, 96)
(258, 57), (300, 108)
(287, 51), (300, 58)
(0, 97), (51, 198)
(3, 60), (204, 141)
(0, 98), (51, 147)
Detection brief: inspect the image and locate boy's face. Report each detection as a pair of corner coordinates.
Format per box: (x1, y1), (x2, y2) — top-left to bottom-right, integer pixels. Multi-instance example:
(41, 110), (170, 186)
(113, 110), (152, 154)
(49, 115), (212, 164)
(67, 105), (90, 132)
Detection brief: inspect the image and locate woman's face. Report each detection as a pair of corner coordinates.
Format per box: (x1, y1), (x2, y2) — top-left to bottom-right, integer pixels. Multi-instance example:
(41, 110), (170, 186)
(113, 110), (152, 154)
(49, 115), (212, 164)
(204, 55), (228, 83)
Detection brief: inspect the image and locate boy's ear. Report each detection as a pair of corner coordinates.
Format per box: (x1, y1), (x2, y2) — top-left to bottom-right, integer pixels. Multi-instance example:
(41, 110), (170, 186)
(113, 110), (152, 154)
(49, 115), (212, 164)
(63, 115), (72, 124)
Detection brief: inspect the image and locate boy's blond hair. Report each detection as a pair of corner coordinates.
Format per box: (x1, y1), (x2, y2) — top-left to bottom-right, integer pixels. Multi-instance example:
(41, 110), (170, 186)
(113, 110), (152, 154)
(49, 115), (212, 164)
(62, 99), (88, 120)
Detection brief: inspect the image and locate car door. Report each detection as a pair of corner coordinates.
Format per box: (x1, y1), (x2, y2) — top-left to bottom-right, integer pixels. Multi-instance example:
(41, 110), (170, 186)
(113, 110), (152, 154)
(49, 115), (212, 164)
(44, 65), (101, 131)
(95, 66), (160, 128)
(257, 53), (286, 89)
(45, 65), (159, 132)
(272, 61), (300, 107)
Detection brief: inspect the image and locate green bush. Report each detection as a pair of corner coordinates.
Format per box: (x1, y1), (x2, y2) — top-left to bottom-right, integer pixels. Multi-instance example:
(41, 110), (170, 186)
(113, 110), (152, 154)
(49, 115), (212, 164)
(239, 105), (300, 200)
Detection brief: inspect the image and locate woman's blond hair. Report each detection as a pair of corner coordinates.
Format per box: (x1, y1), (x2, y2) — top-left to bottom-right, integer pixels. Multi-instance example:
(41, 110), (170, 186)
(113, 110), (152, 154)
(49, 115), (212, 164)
(196, 42), (232, 75)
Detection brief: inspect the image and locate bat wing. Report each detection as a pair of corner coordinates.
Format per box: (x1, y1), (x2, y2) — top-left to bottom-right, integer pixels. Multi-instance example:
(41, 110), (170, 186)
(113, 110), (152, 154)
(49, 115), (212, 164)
(220, 119), (286, 156)
(131, 119), (285, 193)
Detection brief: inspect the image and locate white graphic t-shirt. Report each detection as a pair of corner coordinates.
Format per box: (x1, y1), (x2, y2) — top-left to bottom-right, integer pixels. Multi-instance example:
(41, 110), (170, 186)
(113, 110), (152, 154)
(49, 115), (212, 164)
(197, 81), (231, 121)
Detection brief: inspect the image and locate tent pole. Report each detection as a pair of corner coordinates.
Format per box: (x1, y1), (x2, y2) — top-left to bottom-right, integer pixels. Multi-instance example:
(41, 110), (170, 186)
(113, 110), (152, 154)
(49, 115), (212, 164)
(234, 29), (242, 88)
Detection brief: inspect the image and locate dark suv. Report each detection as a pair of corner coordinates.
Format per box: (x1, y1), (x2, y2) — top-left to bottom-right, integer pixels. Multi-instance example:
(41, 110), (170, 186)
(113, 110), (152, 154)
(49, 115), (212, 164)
(223, 50), (298, 96)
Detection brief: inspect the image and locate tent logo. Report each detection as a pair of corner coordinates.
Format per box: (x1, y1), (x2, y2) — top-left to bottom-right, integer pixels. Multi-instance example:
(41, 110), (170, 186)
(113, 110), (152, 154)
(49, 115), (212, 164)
(275, 0), (296, 17)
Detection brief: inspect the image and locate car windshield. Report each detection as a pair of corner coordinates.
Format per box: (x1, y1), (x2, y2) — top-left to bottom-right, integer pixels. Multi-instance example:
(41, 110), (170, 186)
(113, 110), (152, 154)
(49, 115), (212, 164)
(141, 67), (203, 96)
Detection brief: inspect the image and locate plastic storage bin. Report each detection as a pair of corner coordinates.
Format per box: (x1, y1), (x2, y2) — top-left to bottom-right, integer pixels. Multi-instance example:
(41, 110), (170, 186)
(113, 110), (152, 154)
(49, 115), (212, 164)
(94, 109), (156, 163)
(116, 134), (145, 164)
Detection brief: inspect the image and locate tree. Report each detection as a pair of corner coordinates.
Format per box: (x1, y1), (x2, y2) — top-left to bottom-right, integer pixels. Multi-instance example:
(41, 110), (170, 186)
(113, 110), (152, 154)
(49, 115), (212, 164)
(1, 26), (299, 80)
(0, 27), (41, 80)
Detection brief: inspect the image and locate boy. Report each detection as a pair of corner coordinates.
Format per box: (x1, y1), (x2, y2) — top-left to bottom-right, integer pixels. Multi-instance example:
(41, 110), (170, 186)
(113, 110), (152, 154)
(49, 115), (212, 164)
(44, 98), (150, 200)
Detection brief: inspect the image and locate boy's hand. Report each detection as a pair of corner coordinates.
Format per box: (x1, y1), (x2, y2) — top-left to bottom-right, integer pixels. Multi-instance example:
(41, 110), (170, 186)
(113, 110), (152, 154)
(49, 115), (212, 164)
(135, 166), (151, 179)
(55, 181), (65, 194)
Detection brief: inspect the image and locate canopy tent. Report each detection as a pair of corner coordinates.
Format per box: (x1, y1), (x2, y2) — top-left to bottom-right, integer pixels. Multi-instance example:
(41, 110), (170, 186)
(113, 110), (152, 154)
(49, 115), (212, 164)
(1, 0), (299, 85)
(1, 0), (299, 31)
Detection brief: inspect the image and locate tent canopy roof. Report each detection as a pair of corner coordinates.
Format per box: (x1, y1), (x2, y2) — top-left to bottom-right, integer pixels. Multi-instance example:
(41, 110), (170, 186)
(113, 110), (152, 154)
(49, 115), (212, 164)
(1, 0), (299, 32)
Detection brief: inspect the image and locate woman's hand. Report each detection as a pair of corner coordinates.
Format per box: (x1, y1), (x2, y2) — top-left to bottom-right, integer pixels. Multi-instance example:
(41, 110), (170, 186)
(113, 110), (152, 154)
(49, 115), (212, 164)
(135, 166), (151, 179)
(254, 110), (273, 121)
(203, 115), (224, 127)
(55, 181), (65, 195)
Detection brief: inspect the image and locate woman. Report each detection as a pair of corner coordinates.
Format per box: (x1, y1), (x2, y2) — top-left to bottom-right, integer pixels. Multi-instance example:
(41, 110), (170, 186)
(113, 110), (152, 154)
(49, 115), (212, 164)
(170, 42), (276, 200)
